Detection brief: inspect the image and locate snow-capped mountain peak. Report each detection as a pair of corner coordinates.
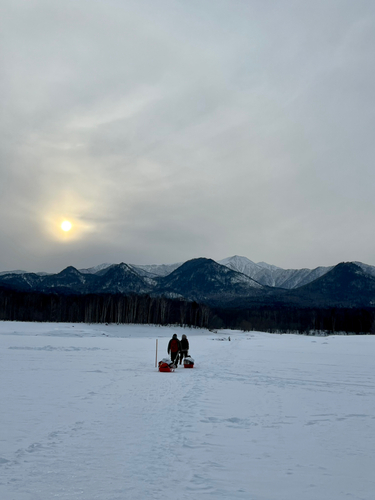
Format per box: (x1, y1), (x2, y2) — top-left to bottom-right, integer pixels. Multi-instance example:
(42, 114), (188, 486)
(218, 255), (262, 275)
(79, 263), (113, 274)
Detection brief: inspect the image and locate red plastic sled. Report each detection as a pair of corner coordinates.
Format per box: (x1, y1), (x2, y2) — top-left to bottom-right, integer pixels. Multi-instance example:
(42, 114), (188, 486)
(183, 356), (194, 368)
(158, 361), (173, 372)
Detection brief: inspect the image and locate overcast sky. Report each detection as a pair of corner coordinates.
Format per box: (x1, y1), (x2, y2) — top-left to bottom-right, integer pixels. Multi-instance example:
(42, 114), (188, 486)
(1, 0), (375, 273)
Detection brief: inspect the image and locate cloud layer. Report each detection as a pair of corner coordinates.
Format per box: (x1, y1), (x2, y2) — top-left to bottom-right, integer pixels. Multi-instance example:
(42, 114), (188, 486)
(2, 0), (375, 272)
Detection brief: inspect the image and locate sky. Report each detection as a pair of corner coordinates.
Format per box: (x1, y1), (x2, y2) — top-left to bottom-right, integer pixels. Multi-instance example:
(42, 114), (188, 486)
(1, 0), (375, 273)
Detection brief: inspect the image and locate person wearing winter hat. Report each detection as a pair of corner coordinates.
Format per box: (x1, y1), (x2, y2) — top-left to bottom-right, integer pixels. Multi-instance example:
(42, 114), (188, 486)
(179, 334), (189, 364)
(167, 333), (181, 367)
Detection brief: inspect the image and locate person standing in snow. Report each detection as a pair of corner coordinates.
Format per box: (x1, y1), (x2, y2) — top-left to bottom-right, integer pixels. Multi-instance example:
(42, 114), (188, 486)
(179, 334), (189, 364)
(167, 333), (181, 367)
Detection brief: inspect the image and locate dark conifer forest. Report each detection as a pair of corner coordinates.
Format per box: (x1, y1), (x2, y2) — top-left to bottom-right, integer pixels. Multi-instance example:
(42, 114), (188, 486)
(1, 287), (374, 334)
(0, 288), (211, 328)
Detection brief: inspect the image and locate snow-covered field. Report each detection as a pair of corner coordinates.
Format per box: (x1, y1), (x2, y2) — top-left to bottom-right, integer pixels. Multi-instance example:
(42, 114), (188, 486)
(1, 322), (375, 500)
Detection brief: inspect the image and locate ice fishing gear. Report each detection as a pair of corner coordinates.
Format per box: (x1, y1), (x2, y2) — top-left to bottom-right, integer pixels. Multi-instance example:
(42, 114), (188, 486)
(183, 355), (194, 368)
(158, 358), (176, 372)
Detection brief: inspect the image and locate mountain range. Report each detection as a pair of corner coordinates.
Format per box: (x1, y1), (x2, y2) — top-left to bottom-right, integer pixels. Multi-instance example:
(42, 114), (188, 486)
(1, 256), (375, 308)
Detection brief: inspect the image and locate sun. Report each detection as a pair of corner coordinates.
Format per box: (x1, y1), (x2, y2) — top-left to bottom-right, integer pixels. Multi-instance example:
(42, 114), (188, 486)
(61, 220), (72, 232)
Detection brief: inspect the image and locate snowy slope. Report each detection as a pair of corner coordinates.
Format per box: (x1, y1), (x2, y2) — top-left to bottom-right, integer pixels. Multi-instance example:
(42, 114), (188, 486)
(1, 322), (375, 500)
(219, 255), (333, 288)
(79, 263), (113, 274)
(132, 262), (183, 277)
(0, 269), (28, 276)
(354, 261), (375, 278)
(219, 255), (262, 276)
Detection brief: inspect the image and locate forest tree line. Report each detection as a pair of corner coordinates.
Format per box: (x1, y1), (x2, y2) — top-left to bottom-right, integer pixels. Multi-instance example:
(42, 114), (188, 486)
(0, 288), (211, 328)
(1, 287), (375, 334)
(214, 304), (375, 334)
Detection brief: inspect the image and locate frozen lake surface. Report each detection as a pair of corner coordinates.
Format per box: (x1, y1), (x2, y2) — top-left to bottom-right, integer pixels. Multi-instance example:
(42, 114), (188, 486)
(1, 322), (375, 500)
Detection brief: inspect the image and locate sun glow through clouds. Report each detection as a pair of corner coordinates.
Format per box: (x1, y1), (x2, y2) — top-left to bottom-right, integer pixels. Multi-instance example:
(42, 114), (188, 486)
(44, 193), (96, 242)
(61, 220), (72, 232)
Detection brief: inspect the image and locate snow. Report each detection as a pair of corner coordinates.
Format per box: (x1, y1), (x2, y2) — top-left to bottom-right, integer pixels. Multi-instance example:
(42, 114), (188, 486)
(79, 263), (113, 274)
(218, 256), (335, 289)
(1, 322), (375, 500)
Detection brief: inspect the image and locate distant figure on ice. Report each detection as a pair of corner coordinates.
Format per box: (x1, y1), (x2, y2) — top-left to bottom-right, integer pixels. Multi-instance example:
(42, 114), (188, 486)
(179, 334), (189, 365)
(167, 333), (181, 367)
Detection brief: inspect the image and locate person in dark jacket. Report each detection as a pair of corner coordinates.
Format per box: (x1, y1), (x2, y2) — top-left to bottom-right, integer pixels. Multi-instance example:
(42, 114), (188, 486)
(179, 334), (189, 364)
(167, 333), (181, 366)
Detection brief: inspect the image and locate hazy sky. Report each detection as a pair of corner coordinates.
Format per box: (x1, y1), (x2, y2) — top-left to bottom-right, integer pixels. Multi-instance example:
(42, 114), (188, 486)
(2, 0), (375, 273)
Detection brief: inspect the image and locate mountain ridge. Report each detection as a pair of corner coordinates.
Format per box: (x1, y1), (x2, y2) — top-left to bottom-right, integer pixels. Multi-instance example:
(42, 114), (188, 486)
(1, 257), (375, 308)
(2, 256), (374, 292)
